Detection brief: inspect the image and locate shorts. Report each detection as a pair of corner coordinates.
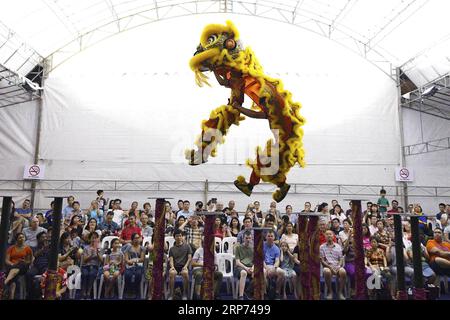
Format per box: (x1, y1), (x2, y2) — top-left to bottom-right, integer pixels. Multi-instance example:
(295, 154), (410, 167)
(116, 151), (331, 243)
(7, 262), (29, 277)
(430, 261), (450, 277)
(281, 269), (296, 279)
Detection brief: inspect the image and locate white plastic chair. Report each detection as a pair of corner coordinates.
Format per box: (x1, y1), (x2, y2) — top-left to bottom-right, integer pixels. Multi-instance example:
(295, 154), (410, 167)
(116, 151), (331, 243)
(165, 236), (175, 252)
(214, 237), (223, 253)
(216, 253), (235, 298)
(221, 237), (237, 255)
(67, 265), (81, 299)
(101, 236), (119, 251)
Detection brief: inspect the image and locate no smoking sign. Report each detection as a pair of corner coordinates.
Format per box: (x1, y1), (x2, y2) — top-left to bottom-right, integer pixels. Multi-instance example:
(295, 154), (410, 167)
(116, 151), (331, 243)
(23, 164), (45, 180)
(395, 167), (414, 182)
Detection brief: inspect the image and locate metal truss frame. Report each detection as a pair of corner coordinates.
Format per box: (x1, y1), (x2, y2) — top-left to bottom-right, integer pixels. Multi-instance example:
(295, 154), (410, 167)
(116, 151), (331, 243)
(404, 136), (450, 156)
(1, 179), (449, 198)
(401, 73), (450, 121)
(0, 63), (42, 108)
(43, 0), (403, 80)
(0, 21), (43, 78)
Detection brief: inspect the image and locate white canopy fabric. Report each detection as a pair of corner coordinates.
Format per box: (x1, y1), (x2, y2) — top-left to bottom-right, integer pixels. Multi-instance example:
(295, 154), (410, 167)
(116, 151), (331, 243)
(0, 0), (449, 86)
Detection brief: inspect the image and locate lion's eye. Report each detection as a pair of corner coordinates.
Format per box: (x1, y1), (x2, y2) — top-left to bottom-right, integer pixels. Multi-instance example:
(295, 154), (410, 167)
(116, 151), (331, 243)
(207, 34), (217, 44)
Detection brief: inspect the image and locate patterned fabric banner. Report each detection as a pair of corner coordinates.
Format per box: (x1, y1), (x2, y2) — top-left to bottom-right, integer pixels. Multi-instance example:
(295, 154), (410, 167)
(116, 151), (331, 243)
(351, 201), (367, 299)
(151, 198), (166, 300)
(297, 215), (308, 300)
(307, 216), (320, 300)
(201, 215), (215, 300)
(253, 230), (264, 300)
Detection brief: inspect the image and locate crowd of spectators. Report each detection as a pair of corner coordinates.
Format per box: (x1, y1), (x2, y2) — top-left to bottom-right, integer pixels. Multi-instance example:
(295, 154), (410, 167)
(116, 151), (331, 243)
(2, 189), (450, 300)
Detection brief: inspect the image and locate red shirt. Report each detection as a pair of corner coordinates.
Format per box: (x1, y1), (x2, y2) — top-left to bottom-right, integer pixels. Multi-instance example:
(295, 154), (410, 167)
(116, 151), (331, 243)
(120, 225), (142, 241)
(319, 232), (337, 245)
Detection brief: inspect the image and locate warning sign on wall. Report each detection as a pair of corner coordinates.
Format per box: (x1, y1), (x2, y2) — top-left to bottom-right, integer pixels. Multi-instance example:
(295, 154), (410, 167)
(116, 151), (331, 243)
(23, 164), (45, 180)
(395, 167), (414, 182)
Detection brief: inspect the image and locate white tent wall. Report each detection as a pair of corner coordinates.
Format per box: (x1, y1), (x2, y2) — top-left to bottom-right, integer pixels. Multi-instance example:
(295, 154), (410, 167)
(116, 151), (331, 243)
(31, 15), (402, 210)
(402, 108), (450, 213)
(0, 100), (38, 206)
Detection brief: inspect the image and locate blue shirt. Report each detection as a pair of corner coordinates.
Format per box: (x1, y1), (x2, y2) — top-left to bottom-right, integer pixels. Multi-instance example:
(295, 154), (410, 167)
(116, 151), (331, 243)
(45, 210), (53, 225)
(263, 242), (280, 266)
(16, 208), (32, 216)
(63, 206), (74, 219)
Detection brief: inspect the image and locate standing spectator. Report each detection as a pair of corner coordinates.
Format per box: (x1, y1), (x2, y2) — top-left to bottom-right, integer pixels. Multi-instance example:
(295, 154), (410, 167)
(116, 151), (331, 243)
(318, 203), (330, 224)
(280, 222), (298, 252)
(4, 233), (33, 299)
(176, 200), (184, 213)
(23, 217), (47, 249)
(267, 201), (281, 223)
(62, 196), (75, 220)
(123, 233), (145, 298)
(345, 201), (353, 218)
(320, 230), (346, 300)
(168, 229), (192, 300)
(110, 199), (124, 228)
(342, 233), (356, 296)
(377, 189), (389, 218)
(426, 228), (450, 276)
(96, 190), (108, 212)
(263, 230), (284, 299)
(235, 231), (254, 300)
(80, 232), (102, 299)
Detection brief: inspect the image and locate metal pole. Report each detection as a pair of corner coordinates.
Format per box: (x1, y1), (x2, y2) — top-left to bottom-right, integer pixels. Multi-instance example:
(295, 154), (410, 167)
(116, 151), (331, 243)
(0, 196), (12, 300)
(396, 67), (409, 208)
(393, 214), (407, 299)
(351, 200), (367, 299)
(410, 216), (426, 300)
(204, 179), (208, 208)
(152, 198), (166, 300)
(44, 196), (63, 300)
(30, 64), (45, 209)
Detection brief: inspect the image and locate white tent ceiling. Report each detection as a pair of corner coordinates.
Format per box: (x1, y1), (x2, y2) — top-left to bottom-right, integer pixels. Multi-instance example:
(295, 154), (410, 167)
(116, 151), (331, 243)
(0, 0), (450, 86)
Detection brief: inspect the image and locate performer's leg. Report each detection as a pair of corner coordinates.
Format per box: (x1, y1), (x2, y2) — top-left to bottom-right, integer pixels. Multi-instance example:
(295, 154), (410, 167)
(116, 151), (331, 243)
(234, 172), (259, 197)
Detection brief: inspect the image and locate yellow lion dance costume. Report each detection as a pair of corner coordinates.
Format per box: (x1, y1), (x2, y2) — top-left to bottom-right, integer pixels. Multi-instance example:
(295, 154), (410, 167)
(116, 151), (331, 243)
(186, 21), (305, 202)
